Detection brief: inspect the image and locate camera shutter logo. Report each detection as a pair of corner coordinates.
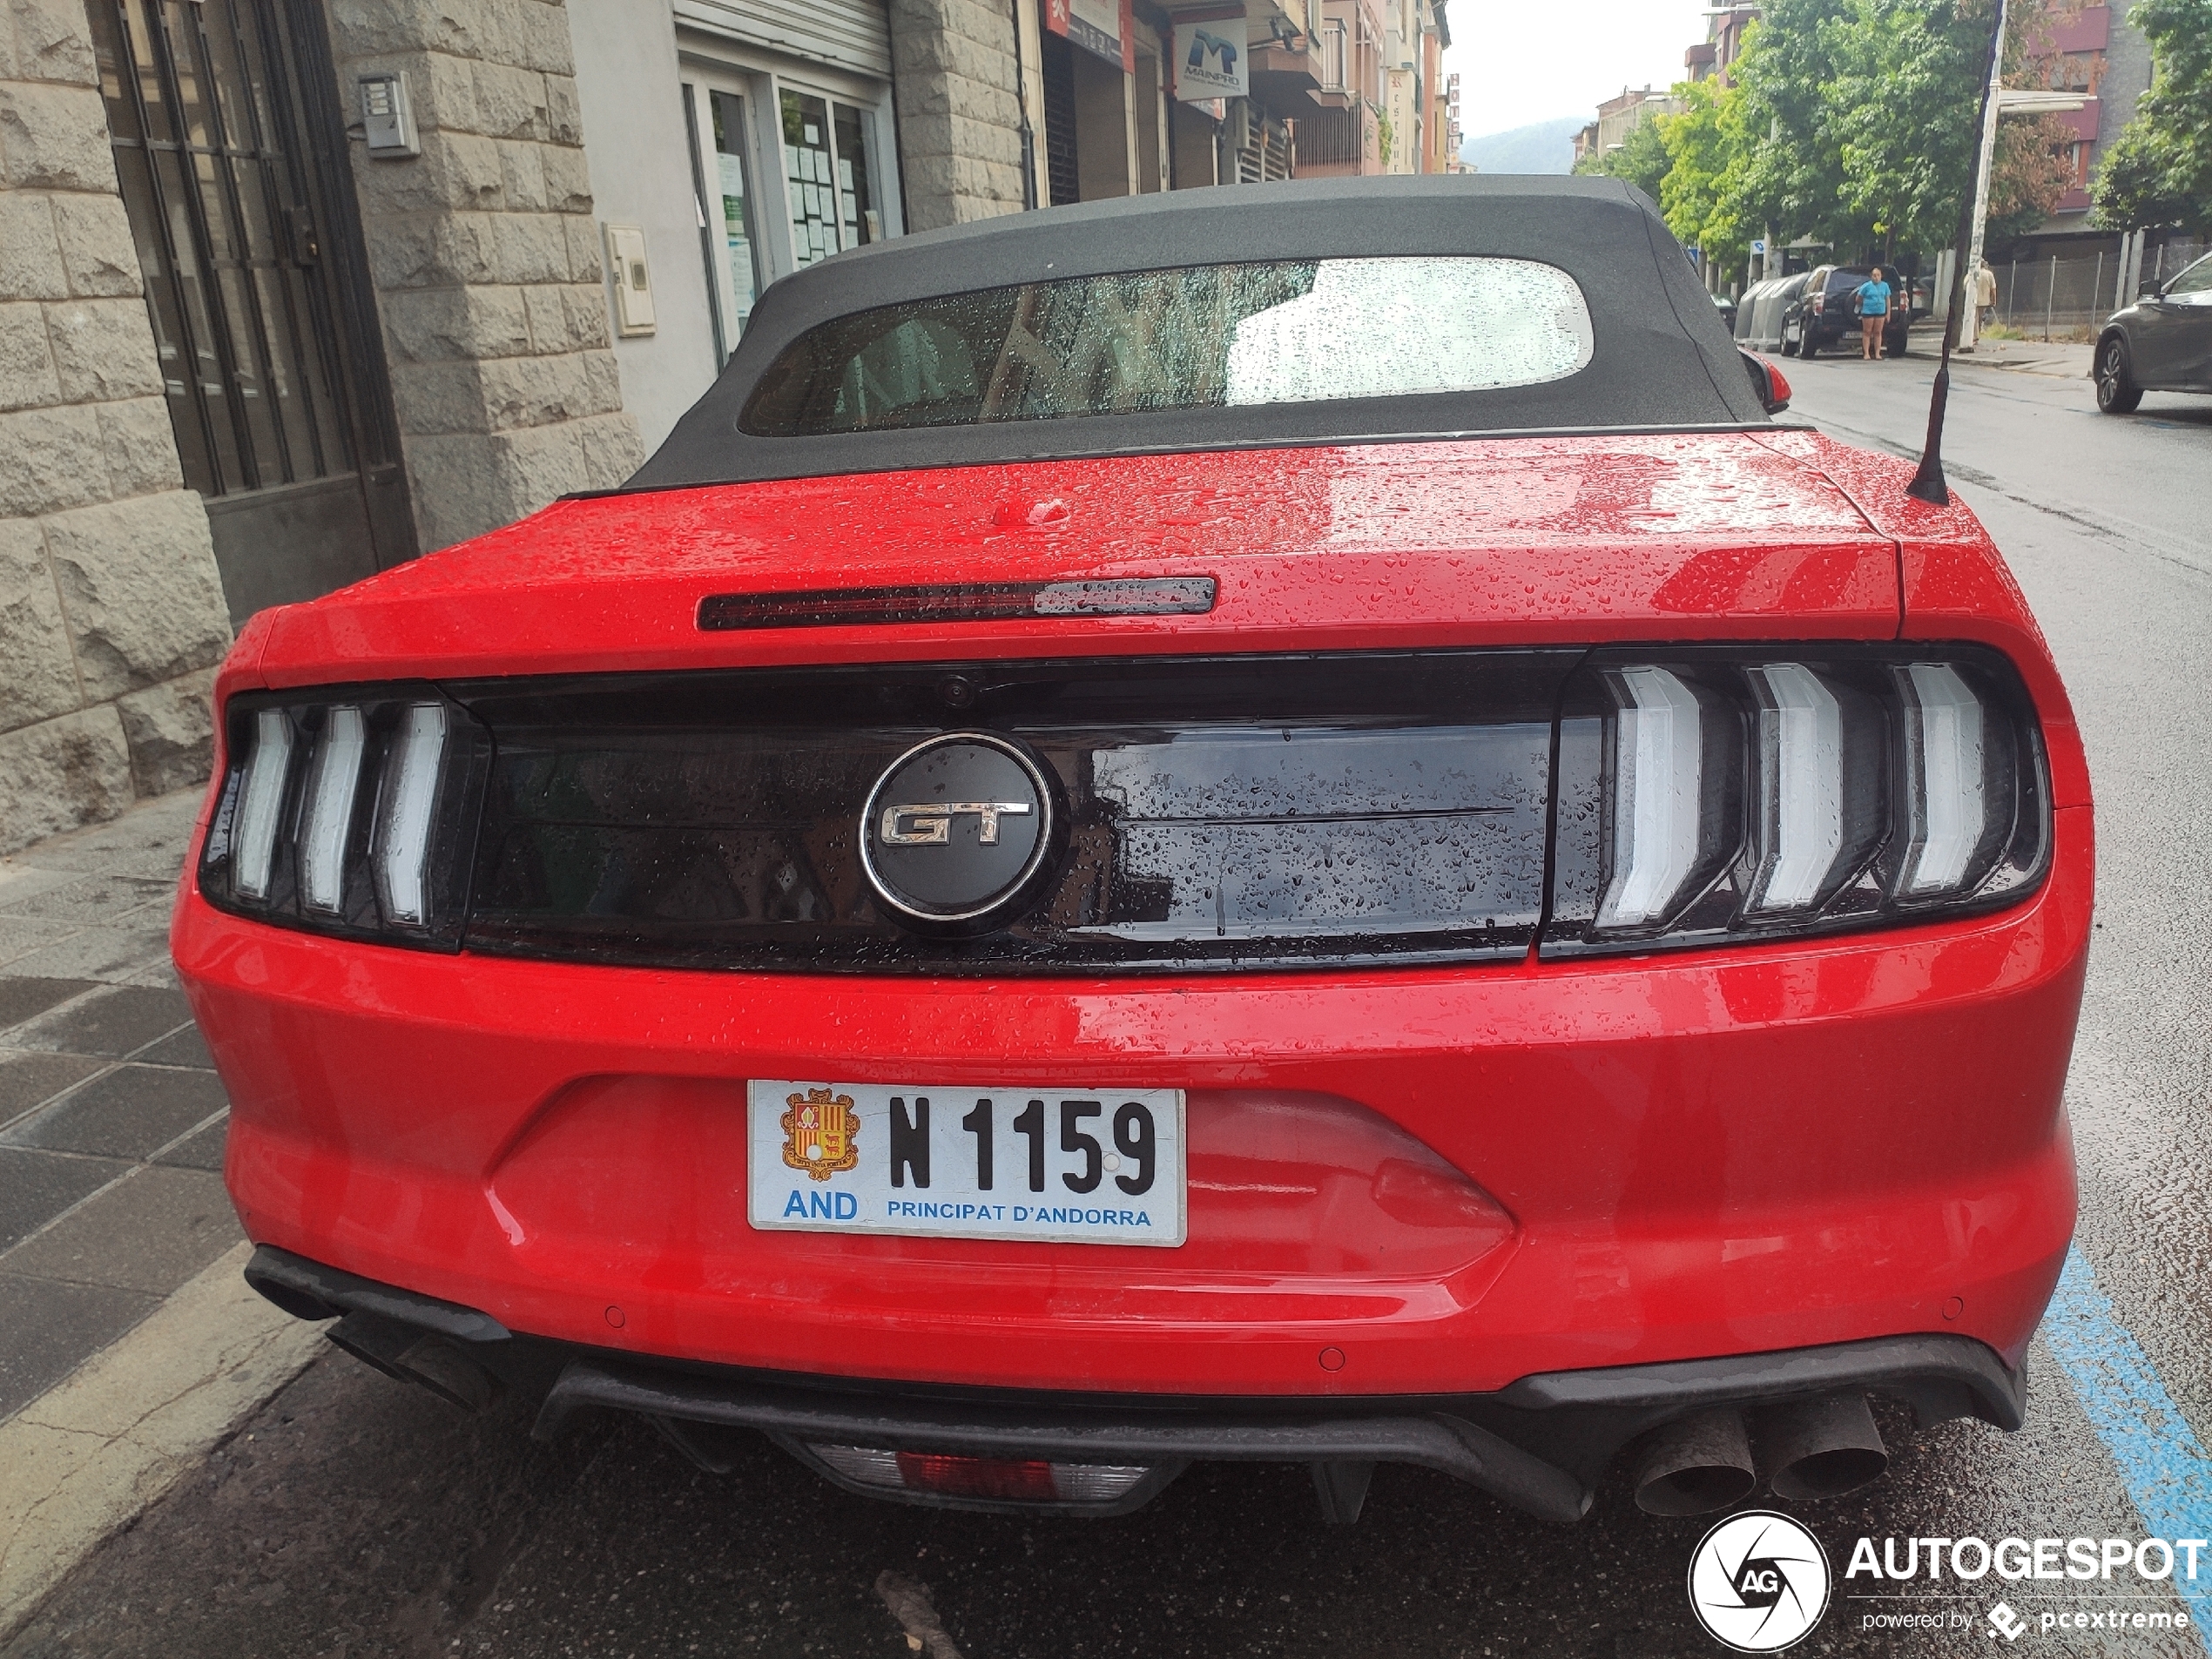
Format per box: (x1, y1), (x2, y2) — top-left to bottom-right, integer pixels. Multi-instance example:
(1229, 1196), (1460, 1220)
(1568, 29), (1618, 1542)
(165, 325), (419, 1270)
(1687, 1510), (1831, 1652)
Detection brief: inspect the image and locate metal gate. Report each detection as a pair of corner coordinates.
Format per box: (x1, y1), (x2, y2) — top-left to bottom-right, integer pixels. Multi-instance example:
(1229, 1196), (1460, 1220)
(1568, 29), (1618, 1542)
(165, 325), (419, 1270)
(1041, 30), (1079, 206)
(89, 0), (413, 624)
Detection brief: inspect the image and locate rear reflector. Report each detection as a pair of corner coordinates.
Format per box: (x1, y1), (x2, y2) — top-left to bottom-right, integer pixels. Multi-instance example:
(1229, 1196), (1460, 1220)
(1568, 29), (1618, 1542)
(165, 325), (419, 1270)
(808, 1442), (1152, 1505)
(696, 577), (1216, 631)
(897, 1451), (1057, 1501)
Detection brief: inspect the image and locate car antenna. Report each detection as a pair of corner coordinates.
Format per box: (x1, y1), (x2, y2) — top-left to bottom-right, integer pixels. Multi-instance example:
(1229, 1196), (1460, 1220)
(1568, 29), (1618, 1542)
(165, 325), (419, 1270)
(1908, 0), (2011, 506)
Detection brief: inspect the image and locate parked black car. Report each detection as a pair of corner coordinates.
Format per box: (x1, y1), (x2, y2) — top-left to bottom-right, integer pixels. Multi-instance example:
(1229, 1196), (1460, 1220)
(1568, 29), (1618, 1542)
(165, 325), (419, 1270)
(1712, 291), (1738, 334)
(2094, 252), (2212, 413)
(1782, 266), (1923, 358)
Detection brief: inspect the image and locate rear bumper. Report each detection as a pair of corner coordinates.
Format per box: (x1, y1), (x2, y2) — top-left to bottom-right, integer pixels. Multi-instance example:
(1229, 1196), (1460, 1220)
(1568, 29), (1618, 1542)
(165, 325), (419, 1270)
(245, 1242), (2024, 1523)
(178, 806), (2088, 1400)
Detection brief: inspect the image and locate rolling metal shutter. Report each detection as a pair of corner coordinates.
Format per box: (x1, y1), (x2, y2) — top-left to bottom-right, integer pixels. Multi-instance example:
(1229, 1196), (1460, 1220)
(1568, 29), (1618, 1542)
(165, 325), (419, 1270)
(1041, 30), (1079, 206)
(674, 0), (892, 79)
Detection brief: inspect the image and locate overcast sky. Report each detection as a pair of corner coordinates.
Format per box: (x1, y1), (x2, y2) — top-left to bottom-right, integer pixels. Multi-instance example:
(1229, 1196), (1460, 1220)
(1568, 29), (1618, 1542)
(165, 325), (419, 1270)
(1441, 0), (1715, 138)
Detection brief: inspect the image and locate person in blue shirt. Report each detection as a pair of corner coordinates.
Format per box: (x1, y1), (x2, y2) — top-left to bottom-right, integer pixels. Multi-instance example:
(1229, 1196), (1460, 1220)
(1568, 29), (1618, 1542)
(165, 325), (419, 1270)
(1856, 267), (1895, 360)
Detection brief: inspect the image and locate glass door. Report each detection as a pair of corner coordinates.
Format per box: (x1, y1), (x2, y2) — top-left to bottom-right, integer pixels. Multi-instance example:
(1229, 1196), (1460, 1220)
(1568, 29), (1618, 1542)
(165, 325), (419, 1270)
(832, 102), (880, 246)
(703, 88), (761, 358)
(94, 0), (349, 496)
(781, 91), (837, 268)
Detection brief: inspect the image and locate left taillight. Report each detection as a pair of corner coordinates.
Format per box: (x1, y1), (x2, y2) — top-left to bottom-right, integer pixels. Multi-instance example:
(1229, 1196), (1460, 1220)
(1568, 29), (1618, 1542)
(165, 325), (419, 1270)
(199, 689), (491, 949)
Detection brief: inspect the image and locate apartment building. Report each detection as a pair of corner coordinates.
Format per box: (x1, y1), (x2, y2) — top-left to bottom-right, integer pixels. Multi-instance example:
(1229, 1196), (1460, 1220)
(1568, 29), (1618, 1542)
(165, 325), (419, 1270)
(1684, 6), (1758, 87)
(2021, 3), (2150, 229)
(1571, 84), (1683, 167)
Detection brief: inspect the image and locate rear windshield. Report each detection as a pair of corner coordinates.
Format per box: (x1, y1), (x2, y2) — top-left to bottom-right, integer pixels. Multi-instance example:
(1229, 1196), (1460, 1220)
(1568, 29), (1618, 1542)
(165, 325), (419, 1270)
(740, 256), (1595, 438)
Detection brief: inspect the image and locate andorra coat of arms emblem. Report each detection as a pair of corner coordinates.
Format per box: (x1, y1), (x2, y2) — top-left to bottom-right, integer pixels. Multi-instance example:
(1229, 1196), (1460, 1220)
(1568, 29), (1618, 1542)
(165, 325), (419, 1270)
(780, 1086), (860, 1182)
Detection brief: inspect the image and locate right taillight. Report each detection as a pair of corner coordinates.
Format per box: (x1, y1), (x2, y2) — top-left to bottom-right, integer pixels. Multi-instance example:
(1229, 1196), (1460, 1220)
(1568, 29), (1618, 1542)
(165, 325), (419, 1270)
(1543, 646), (2051, 955)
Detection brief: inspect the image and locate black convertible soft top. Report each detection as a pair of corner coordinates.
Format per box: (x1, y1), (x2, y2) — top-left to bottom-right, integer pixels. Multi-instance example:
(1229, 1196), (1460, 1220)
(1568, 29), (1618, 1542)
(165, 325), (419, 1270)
(627, 175), (1771, 490)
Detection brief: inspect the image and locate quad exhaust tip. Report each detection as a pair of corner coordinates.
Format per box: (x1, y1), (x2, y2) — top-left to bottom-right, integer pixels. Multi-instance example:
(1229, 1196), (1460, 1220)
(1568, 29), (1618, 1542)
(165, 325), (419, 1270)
(1632, 1408), (1758, 1516)
(327, 1310), (500, 1413)
(1757, 1393), (1890, 1501)
(1631, 1393), (1891, 1516)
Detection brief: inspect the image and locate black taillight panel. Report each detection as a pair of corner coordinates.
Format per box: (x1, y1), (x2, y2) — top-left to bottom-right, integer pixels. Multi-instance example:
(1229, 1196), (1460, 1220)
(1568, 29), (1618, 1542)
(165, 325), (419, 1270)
(195, 647), (2054, 972)
(455, 652), (1576, 973)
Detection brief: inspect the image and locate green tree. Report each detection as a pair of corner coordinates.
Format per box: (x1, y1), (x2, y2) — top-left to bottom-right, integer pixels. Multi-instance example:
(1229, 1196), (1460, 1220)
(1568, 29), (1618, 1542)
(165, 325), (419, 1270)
(1715, 0), (2071, 262)
(1724, 0), (1857, 253)
(1570, 111), (1672, 201)
(2091, 0), (2212, 230)
(1588, 0), (2071, 275)
(1824, 0), (1993, 256)
(1657, 75), (1761, 270)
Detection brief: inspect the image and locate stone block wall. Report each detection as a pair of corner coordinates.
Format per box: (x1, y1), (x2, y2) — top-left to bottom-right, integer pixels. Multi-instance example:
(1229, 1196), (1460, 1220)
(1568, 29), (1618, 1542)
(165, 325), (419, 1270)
(324, 0), (644, 552)
(888, 0), (1027, 230)
(0, 0), (231, 853)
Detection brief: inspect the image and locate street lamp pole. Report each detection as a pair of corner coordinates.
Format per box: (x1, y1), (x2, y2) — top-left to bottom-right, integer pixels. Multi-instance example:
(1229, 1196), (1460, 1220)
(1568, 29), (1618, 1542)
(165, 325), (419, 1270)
(1960, 0), (2009, 350)
(1909, 0), (2011, 504)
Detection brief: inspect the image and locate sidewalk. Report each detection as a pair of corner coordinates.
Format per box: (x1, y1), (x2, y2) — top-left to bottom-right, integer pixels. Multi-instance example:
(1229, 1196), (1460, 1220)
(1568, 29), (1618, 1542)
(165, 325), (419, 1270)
(0, 788), (323, 1635)
(1952, 338), (2094, 379)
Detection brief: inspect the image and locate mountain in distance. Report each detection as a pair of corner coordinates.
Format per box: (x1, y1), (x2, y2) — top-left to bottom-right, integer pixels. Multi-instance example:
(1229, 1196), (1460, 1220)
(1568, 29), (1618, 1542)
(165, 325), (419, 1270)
(1459, 116), (1584, 176)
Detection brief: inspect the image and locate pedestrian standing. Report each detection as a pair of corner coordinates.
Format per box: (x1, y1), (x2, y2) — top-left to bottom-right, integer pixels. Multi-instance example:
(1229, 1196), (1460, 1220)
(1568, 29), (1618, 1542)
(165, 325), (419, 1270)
(1973, 260), (1998, 334)
(1855, 266), (1894, 360)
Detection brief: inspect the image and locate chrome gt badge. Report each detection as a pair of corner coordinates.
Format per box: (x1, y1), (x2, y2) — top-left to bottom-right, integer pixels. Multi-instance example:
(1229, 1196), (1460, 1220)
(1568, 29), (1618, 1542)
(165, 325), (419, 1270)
(861, 732), (1055, 927)
(879, 799), (1031, 846)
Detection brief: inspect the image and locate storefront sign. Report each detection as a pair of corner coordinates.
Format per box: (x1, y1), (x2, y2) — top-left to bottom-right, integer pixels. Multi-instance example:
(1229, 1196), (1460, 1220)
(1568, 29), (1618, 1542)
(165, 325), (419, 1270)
(1173, 18), (1246, 101)
(1044, 0), (1135, 74)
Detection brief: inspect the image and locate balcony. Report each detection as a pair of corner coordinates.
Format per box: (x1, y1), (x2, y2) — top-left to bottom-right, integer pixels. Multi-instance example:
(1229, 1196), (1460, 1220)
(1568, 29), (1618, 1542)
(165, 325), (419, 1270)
(1249, 28), (1325, 120)
(1292, 100), (1379, 175)
(1307, 18), (1352, 109)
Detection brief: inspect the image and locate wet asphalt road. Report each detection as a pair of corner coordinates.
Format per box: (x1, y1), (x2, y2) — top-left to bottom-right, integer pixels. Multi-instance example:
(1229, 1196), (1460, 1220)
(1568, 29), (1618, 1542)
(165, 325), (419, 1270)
(7, 351), (2209, 1659)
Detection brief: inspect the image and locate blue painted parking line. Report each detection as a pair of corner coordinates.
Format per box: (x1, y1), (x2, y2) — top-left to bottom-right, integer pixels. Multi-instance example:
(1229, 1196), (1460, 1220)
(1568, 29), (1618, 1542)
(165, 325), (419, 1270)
(2044, 1243), (2212, 1652)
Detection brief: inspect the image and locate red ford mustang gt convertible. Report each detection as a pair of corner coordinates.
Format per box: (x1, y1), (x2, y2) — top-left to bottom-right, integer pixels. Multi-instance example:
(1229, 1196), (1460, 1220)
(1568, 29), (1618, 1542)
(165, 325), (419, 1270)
(176, 177), (2088, 1524)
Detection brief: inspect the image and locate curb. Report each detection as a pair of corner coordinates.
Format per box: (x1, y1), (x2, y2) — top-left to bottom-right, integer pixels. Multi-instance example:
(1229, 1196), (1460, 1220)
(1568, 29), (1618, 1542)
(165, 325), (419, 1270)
(0, 1242), (323, 1639)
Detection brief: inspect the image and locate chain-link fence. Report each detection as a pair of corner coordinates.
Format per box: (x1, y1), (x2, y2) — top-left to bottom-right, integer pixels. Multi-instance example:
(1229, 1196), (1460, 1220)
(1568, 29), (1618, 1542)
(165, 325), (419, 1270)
(2145, 239), (2209, 292)
(1993, 253), (2116, 340)
(1990, 239), (2211, 340)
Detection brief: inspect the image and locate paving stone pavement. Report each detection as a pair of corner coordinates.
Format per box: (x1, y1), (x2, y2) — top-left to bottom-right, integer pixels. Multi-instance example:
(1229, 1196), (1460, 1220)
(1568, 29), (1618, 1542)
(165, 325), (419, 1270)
(0, 787), (240, 1423)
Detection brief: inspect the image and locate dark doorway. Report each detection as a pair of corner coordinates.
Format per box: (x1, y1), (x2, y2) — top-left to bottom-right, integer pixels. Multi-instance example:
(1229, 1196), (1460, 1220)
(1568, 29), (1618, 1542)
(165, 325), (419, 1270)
(89, 0), (415, 626)
(1040, 29), (1078, 207)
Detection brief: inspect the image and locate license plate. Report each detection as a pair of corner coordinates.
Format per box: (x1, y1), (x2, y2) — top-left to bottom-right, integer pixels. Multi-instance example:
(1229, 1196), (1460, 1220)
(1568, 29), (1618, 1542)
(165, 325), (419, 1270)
(747, 1081), (1186, 1247)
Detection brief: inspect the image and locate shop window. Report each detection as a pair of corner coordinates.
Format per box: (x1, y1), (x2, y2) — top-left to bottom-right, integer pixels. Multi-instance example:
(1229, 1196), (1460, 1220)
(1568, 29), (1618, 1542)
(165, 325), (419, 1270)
(831, 103), (880, 246)
(782, 91), (840, 266)
(781, 90), (883, 268)
(704, 89), (762, 354)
